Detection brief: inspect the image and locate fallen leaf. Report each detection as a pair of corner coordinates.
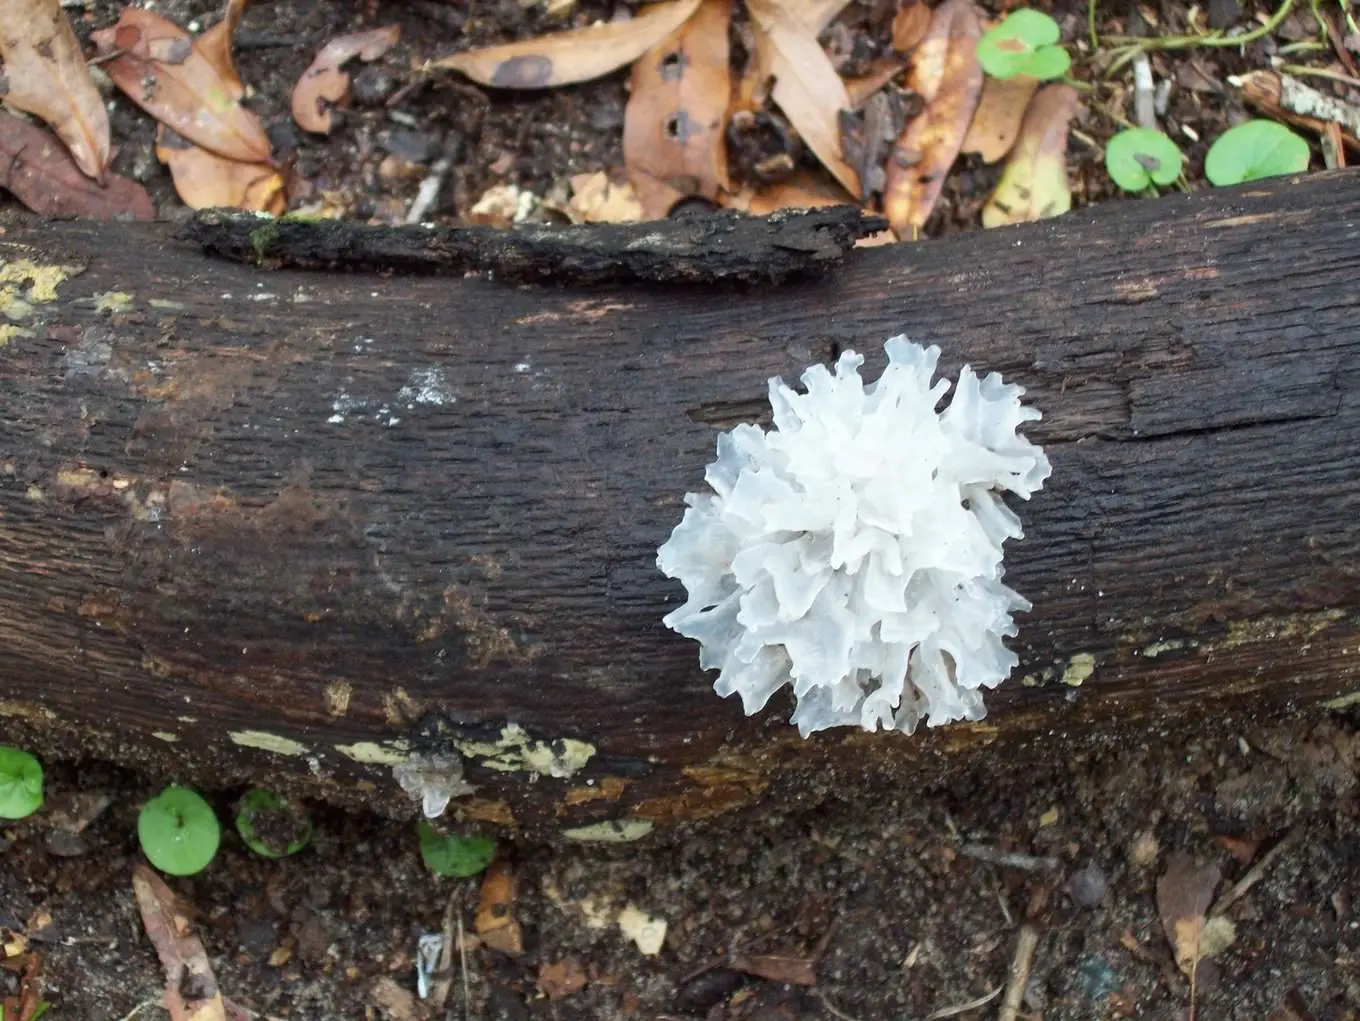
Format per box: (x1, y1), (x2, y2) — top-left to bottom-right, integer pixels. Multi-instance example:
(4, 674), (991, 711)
(537, 956), (588, 999)
(156, 126), (284, 213)
(475, 860), (523, 956)
(431, 0), (702, 88)
(617, 903), (667, 955)
(729, 952), (817, 985)
(727, 169), (853, 214)
(0, 0), (111, 180)
(292, 25), (401, 134)
(844, 56), (907, 109)
(839, 88), (906, 198)
(0, 112), (154, 219)
(747, 0), (860, 197)
(196, 0), (249, 99)
(962, 74), (1038, 163)
(132, 864), (229, 1021)
(1155, 854), (1229, 979)
(883, 0), (983, 235)
(564, 171), (645, 223)
(1214, 834), (1261, 866)
(623, 0), (730, 218)
(90, 7), (272, 164)
(892, 0), (933, 52)
(980, 82), (1077, 228)
(367, 977), (419, 1021)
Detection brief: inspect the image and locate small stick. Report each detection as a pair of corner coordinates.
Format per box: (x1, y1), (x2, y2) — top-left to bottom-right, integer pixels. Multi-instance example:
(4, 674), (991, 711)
(960, 844), (1060, 873)
(997, 925), (1039, 1021)
(1210, 825), (1302, 918)
(924, 985), (1003, 1020)
(458, 912), (471, 1021)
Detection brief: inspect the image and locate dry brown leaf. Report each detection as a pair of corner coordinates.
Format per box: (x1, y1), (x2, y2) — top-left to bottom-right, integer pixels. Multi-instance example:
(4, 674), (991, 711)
(730, 952), (817, 986)
(196, 0), (249, 99)
(623, 0), (730, 218)
(980, 82), (1076, 228)
(844, 56), (907, 109)
(475, 860), (523, 955)
(806, 0), (856, 32)
(90, 7), (272, 164)
(564, 170), (645, 223)
(292, 25), (401, 134)
(962, 74), (1038, 163)
(1155, 854), (1222, 978)
(0, 0), (111, 181)
(892, 0), (933, 52)
(537, 957), (588, 999)
(156, 126), (284, 213)
(431, 0), (702, 88)
(747, 0), (860, 197)
(0, 111), (154, 219)
(132, 864), (229, 1021)
(883, 0), (982, 236)
(727, 169), (853, 214)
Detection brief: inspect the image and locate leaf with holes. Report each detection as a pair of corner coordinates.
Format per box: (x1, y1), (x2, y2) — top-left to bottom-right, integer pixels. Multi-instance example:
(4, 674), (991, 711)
(747, 0), (860, 197)
(623, 0), (730, 218)
(431, 0), (702, 88)
(884, 0), (984, 236)
(1204, 119), (1310, 186)
(976, 9), (1070, 81)
(293, 25), (401, 134)
(1105, 127), (1183, 192)
(981, 82), (1077, 227)
(90, 7), (271, 164)
(0, 112), (154, 219)
(0, 0), (111, 180)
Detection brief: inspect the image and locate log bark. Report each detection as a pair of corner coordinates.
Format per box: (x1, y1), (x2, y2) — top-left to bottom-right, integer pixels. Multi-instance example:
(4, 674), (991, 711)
(2, 171), (1359, 837)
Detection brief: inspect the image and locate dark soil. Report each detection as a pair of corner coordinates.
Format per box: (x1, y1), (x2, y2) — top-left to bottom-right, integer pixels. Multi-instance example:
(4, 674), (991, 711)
(4, 711), (1359, 1020)
(6, 0), (1360, 1019)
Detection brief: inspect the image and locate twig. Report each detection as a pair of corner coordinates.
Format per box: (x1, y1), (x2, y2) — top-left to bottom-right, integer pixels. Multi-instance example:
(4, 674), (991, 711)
(989, 871), (1014, 928)
(924, 985), (1004, 1020)
(427, 892), (459, 1011)
(1210, 825), (1303, 918)
(960, 844), (1060, 873)
(458, 912), (471, 1021)
(815, 990), (865, 1021)
(1101, 0), (1297, 75)
(404, 154), (454, 226)
(112, 1000), (162, 1021)
(997, 925), (1039, 1021)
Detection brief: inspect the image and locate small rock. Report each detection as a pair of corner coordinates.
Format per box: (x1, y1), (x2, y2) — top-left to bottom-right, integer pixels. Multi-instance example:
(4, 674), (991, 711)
(379, 127), (438, 164)
(1065, 863), (1110, 907)
(352, 65), (397, 106)
(673, 968), (744, 1012)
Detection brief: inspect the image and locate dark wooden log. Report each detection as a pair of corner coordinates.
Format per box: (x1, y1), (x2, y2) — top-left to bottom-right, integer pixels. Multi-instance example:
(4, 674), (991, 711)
(2, 171), (1359, 838)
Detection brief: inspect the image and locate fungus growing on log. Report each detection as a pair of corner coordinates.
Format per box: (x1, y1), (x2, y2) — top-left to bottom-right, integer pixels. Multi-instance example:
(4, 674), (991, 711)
(657, 337), (1051, 736)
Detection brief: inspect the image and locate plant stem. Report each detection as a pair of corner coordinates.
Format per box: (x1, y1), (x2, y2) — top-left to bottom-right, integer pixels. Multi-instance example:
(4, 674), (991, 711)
(1102, 0), (1297, 76)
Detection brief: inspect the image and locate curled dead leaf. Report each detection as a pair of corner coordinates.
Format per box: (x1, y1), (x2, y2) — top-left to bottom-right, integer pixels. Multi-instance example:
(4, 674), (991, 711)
(0, 111), (154, 219)
(90, 7), (272, 164)
(0, 0), (111, 181)
(623, 0), (731, 218)
(156, 126), (285, 214)
(432, 0), (702, 88)
(475, 860), (523, 956)
(892, 0), (933, 53)
(747, 0), (860, 197)
(196, 0), (249, 99)
(1155, 853), (1235, 979)
(883, 0), (982, 236)
(980, 82), (1077, 228)
(564, 170), (644, 223)
(962, 74), (1039, 163)
(292, 25), (401, 134)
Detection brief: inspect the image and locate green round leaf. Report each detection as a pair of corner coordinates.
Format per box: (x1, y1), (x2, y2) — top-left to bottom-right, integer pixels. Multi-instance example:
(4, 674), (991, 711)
(417, 821), (496, 878)
(0, 746), (44, 820)
(235, 789), (313, 858)
(977, 9), (1069, 80)
(1105, 128), (1184, 192)
(1204, 120), (1310, 186)
(139, 786), (220, 876)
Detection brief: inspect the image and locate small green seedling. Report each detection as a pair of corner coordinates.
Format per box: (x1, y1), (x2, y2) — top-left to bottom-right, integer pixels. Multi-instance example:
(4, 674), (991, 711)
(417, 821), (496, 878)
(1204, 120), (1310, 186)
(0, 745), (43, 820)
(235, 789), (313, 858)
(139, 786), (220, 876)
(977, 9), (1071, 80)
(1105, 128), (1184, 192)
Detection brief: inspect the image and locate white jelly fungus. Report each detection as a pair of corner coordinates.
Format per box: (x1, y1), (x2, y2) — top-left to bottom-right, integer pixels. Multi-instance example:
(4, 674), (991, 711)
(657, 336), (1051, 736)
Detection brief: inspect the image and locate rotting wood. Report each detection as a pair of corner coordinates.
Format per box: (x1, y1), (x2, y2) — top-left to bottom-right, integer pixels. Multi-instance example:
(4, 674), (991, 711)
(1, 170), (1359, 837)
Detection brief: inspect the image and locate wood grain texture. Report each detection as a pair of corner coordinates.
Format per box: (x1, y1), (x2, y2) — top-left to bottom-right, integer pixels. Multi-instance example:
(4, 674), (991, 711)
(2, 170), (1358, 834)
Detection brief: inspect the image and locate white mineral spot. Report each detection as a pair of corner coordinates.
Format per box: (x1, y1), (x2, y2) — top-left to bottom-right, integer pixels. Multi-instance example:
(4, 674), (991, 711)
(617, 905), (667, 956)
(397, 367), (455, 408)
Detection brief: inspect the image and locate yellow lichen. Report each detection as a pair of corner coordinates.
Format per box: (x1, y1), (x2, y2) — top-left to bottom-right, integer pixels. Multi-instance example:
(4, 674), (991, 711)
(334, 740), (410, 765)
(229, 730), (310, 756)
(323, 681), (353, 717)
(1061, 653), (1095, 687)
